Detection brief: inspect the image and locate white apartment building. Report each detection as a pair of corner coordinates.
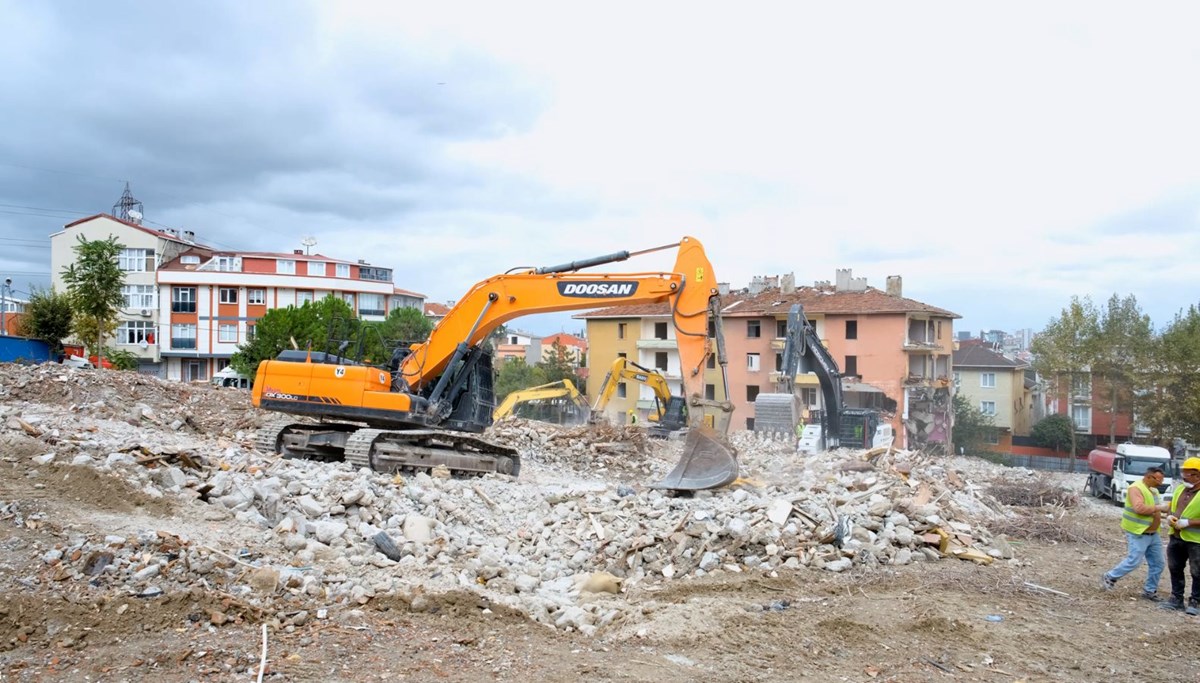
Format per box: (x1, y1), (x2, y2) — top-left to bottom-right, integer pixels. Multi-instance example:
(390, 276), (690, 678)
(51, 213), (424, 381)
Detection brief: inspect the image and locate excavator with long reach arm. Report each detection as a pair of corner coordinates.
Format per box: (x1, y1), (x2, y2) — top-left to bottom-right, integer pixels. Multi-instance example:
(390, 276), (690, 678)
(252, 236), (738, 492)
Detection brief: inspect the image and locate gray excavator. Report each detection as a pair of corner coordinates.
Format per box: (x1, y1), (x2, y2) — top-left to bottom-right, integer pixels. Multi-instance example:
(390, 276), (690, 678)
(753, 304), (891, 452)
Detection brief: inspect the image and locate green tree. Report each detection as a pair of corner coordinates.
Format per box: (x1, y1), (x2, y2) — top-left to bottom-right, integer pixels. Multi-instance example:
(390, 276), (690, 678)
(535, 339), (582, 385)
(1030, 297), (1101, 471)
(1140, 305), (1200, 444)
(1031, 414), (1076, 453)
(19, 287), (74, 356)
(951, 393), (996, 455)
(494, 356), (544, 402)
(361, 306), (435, 365)
(61, 235), (126, 369)
(1093, 294), (1155, 443)
(231, 295), (356, 376)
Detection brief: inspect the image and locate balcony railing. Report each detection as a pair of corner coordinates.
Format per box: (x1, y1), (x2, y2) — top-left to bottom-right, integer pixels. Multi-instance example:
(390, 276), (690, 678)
(359, 309), (386, 317)
(172, 302), (196, 313)
(171, 338), (197, 350)
(636, 338), (677, 350)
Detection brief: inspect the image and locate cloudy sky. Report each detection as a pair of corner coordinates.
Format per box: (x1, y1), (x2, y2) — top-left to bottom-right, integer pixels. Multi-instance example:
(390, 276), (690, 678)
(3, 1), (1199, 337)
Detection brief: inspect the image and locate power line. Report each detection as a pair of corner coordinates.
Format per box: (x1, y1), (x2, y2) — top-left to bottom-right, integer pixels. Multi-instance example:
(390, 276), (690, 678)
(0, 202), (90, 215)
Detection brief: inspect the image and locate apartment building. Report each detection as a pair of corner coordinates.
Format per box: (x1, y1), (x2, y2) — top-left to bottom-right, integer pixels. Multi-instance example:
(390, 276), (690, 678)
(1043, 373), (1139, 450)
(578, 270), (959, 449)
(50, 213), (422, 381)
(541, 332), (588, 377)
(952, 339), (1032, 450)
(576, 304), (728, 424)
(494, 329), (543, 365)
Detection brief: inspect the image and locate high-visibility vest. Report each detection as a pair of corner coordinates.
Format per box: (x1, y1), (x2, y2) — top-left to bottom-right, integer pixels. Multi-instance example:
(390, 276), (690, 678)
(1170, 486), (1200, 543)
(1121, 481), (1162, 534)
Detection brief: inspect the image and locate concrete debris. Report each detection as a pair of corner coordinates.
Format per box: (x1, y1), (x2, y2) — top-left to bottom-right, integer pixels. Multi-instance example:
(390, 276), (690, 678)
(0, 363), (1036, 635)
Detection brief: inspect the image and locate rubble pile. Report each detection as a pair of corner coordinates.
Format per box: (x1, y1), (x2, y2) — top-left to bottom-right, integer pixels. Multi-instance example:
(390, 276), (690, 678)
(0, 365), (1021, 634)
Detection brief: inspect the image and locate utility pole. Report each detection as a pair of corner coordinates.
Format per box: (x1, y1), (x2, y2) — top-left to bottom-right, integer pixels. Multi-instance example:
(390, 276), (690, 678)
(0, 277), (10, 335)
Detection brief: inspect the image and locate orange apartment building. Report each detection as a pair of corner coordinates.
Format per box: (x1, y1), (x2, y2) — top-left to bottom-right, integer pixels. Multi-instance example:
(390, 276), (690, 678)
(579, 269), (959, 450)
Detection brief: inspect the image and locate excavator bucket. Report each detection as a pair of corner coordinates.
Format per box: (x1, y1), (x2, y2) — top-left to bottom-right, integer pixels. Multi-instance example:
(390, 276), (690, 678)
(650, 425), (739, 491)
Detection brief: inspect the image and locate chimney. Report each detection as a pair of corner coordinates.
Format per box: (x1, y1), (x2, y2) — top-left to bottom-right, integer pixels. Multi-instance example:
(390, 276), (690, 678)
(835, 268), (867, 292)
(886, 275), (902, 297)
(718, 282), (730, 296)
(358, 259), (367, 265)
(293, 249), (303, 255)
(748, 275), (766, 295)
(183, 230), (195, 242)
(781, 273), (795, 294)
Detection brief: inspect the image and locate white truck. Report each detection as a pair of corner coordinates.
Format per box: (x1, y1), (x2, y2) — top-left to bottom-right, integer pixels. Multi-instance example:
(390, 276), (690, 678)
(1086, 443), (1174, 505)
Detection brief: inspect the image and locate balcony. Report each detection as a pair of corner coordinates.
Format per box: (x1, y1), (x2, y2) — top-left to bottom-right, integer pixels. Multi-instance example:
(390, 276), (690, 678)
(636, 338), (677, 350)
(171, 338), (197, 350)
(770, 338), (786, 351)
(171, 302), (197, 313)
(902, 338), (939, 351)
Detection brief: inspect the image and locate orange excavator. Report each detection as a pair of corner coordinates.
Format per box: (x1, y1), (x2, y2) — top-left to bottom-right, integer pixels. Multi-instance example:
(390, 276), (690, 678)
(251, 236), (737, 491)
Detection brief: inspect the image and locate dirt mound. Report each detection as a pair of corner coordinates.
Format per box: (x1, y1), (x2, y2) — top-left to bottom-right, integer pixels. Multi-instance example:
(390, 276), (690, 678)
(2, 463), (176, 516)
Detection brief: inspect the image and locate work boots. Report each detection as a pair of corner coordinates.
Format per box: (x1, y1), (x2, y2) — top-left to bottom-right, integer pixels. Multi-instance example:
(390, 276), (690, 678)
(1188, 600), (1199, 617)
(1161, 596), (1185, 611)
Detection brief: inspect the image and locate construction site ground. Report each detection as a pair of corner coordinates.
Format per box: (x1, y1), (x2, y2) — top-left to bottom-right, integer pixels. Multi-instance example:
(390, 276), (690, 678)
(2, 365), (1199, 682)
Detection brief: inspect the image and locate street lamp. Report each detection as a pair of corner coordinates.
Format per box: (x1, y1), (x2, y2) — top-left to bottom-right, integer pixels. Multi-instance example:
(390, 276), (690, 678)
(0, 277), (11, 336)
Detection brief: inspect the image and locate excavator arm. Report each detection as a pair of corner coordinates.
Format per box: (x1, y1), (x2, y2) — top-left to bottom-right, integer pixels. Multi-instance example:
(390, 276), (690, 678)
(591, 357), (685, 428)
(493, 379), (588, 422)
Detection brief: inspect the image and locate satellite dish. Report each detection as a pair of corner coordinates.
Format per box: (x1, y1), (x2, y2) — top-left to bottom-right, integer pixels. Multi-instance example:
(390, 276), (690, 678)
(128, 210), (143, 223)
(139, 339), (149, 350)
(301, 236), (317, 255)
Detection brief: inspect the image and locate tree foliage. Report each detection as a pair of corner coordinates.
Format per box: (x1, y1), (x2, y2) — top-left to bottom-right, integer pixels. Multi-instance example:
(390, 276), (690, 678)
(494, 356), (543, 402)
(1140, 305), (1200, 444)
(1093, 294), (1154, 443)
(231, 296), (356, 376)
(19, 287), (74, 355)
(1030, 297), (1101, 470)
(1031, 414), (1076, 453)
(952, 393), (996, 455)
(535, 339), (582, 385)
(61, 235), (125, 368)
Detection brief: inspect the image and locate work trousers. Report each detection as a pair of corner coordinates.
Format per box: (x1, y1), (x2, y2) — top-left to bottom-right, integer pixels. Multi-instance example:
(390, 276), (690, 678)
(1165, 535), (1200, 603)
(1107, 531), (1164, 594)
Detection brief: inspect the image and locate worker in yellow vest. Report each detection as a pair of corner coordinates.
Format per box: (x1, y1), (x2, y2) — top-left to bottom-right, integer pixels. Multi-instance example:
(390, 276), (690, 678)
(1101, 467), (1169, 599)
(1163, 458), (1200, 614)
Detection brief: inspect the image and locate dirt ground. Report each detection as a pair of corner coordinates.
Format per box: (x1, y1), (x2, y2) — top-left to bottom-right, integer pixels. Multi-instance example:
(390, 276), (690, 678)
(4, 446), (1200, 683)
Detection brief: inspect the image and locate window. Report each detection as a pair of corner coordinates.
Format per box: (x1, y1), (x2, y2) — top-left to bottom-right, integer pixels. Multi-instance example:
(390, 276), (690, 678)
(116, 321), (154, 345)
(216, 359), (230, 372)
(121, 285), (156, 309)
(747, 353), (760, 372)
(171, 324), (197, 349)
(359, 266), (392, 282)
(248, 289), (265, 305)
(336, 263), (350, 278)
(1072, 374), (1091, 397)
(171, 287), (196, 313)
(359, 293), (385, 316)
(705, 384), (716, 400)
(776, 320), (787, 338)
(845, 320), (858, 340)
(746, 417), (756, 430)
(181, 255), (200, 265)
(617, 382), (627, 399)
(617, 352), (627, 359)
(775, 353), (784, 372)
(343, 293), (356, 307)
(746, 385), (760, 402)
(277, 259), (296, 274)
(844, 355), (858, 376)
(617, 323), (627, 340)
(953, 372), (961, 388)
(216, 256), (239, 272)
(218, 324), (237, 343)
(747, 320), (761, 339)
(307, 261), (325, 276)
(654, 352), (668, 371)
(980, 400), (997, 416)
(297, 291), (314, 306)
(800, 388), (817, 406)
(984, 429), (1000, 445)
(980, 372), (996, 388)
(654, 322), (668, 340)
(937, 321), (943, 340)
(118, 248), (154, 272)
(219, 288), (238, 304)
(707, 353), (715, 369)
(1072, 405), (1090, 431)
(246, 323), (256, 341)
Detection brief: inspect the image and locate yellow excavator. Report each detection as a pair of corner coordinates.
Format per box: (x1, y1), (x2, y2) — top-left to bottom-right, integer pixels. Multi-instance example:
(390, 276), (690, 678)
(251, 236), (738, 491)
(493, 379), (589, 425)
(590, 357), (689, 438)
